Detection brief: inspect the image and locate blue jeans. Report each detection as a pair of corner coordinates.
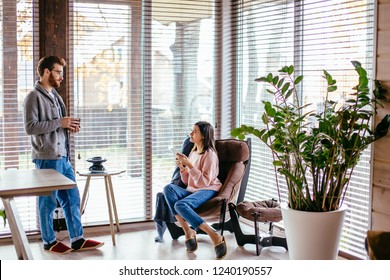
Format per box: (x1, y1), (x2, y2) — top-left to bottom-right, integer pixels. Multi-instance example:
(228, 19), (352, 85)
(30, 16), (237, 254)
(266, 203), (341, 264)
(163, 184), (217, 229)
(33, 157), (84, 245)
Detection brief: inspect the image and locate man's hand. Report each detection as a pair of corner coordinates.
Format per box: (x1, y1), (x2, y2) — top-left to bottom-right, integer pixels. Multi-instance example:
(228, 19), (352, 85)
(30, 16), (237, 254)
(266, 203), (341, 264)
(61, 117), (81, 133)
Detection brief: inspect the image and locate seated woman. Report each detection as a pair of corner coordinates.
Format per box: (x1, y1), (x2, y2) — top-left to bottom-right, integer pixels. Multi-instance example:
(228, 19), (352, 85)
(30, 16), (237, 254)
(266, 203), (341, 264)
(163, 121), (227, 259)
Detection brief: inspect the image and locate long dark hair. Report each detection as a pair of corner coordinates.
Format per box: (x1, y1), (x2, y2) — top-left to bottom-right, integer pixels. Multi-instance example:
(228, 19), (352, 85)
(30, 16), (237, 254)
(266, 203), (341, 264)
(193, 121), (217, 154)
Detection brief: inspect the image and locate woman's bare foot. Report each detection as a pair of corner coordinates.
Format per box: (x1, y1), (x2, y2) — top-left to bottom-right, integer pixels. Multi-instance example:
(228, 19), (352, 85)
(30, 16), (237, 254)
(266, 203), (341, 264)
(209, 231), (223, 245)
(213, 235), (224, 246)
(185, 228), (197, 240)
(184, 228), (198, 252)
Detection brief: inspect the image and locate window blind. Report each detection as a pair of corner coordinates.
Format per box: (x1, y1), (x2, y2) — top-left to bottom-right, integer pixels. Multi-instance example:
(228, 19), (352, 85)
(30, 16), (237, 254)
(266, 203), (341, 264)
(149, 0), (216, 207)
(234, 0), (375, 259)
(69, 0), (216, 225)
(1, 0), (374, 260)
(0, 0), (39, 236)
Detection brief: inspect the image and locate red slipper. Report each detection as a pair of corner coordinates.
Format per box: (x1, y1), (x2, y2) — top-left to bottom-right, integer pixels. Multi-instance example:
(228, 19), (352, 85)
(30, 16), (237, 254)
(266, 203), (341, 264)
(44, 241), (73, 254)
(72, 239), (104, 251)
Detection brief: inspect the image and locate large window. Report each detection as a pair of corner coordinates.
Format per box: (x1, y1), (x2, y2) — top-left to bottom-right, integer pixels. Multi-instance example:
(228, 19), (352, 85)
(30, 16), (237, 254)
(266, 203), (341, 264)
(0, 0), (39, 235)
(0, 0), (216, 233)
(235, 0), (375, 259)
(69, 0), (216, 225)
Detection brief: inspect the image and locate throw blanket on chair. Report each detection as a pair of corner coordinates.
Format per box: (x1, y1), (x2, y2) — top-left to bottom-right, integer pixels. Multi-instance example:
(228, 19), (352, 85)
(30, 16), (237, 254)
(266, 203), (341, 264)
(153, 137), (194, 242)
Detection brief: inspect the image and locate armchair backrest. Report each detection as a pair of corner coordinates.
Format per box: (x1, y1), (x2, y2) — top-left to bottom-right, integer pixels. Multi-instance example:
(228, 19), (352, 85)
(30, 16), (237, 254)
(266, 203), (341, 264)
(196, 138), (251, 218)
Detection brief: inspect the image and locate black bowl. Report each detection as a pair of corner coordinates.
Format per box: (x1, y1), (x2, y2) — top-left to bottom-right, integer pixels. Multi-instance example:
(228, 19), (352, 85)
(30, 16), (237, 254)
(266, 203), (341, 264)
(86, 157), (107, 172)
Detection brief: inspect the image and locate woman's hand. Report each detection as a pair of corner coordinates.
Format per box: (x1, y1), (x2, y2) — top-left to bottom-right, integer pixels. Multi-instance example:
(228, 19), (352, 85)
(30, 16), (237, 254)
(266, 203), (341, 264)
(175, 158), (186, 172)
(176, 153), (192, 170)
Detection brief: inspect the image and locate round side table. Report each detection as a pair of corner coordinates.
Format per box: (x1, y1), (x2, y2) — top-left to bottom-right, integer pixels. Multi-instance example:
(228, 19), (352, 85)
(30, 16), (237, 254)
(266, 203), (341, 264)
(77, 170), (125, 245)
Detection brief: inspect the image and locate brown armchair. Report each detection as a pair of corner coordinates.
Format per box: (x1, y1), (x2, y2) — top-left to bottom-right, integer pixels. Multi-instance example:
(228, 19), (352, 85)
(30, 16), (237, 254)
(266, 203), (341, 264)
(166, 138), (251, 238)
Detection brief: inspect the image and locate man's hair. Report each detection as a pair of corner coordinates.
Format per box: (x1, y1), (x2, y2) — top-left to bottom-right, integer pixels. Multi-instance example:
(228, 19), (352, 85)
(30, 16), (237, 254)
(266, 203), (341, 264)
(193, 121), (216, 154)
(37, 56), (66, 77)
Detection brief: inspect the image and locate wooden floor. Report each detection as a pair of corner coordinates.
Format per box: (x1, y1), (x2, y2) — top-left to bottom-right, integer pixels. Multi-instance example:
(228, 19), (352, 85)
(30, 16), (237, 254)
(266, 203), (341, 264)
(0, 220), (290, 260)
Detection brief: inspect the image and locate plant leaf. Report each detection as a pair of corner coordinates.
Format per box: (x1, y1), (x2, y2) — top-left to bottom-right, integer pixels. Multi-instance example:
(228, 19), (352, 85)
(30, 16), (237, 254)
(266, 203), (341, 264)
(294, 75), (303, 85)
(0, 209), (6, 227)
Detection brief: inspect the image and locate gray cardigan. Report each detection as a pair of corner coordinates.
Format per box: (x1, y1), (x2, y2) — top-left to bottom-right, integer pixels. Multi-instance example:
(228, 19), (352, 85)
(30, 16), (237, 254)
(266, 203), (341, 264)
(23, 81), (69, 160)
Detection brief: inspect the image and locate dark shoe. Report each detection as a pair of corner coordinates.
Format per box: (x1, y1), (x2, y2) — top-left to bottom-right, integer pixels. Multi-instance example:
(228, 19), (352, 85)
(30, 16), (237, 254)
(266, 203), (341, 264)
(214, 236), (227, 259)
(71, 238), (104, 251)
(185, 235), (198, 252)
(44, 241), (72, 254)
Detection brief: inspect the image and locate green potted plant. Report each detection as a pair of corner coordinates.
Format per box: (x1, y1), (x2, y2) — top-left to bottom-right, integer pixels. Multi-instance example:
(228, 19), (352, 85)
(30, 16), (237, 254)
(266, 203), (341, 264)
(0, 208), (6, 227)
(231, 61), (390, 259)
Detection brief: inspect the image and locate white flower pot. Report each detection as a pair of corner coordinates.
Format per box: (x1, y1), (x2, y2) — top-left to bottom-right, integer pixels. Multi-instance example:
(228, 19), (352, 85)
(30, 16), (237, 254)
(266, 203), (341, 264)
(281, 202), (348, 260)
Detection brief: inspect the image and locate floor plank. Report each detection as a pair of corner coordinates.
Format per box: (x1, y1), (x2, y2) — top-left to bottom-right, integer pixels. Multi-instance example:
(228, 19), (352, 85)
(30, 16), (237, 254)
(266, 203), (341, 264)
(0, 220), (289, 260)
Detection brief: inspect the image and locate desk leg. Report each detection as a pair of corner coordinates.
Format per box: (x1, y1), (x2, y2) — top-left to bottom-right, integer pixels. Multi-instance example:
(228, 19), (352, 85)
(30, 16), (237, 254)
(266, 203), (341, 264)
(104, 176), (116, 245)
(107, 175), (120, 232)
(2, 198), (33, 260)
(80, 176), (91, 215)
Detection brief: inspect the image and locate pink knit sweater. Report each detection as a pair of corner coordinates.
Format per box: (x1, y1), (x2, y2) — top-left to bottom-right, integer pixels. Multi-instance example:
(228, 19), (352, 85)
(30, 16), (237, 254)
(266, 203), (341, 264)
(180, 149), (222, 193)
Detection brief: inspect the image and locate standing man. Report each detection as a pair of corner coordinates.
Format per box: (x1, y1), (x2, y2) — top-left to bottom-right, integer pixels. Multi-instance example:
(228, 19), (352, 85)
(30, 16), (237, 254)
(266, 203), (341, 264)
(23, 56), (104, 254)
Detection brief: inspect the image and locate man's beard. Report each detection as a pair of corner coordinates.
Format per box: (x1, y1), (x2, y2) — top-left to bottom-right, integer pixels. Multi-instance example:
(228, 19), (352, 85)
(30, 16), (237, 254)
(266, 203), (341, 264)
(48, 73), (61, 88)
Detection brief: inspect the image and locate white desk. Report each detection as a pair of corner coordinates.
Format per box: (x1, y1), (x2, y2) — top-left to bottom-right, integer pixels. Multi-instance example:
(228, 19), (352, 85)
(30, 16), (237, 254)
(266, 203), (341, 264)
(0, 169), (76, 260)
(77, 170), (125, 245)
